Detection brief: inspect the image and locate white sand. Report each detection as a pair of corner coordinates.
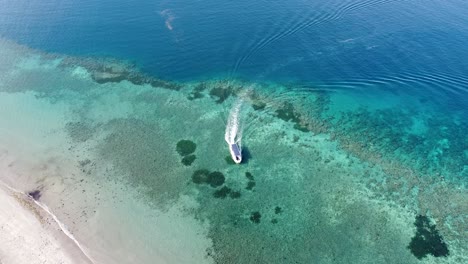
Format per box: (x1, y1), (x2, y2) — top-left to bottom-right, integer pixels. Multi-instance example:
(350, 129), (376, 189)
(0, 183), (93, 264)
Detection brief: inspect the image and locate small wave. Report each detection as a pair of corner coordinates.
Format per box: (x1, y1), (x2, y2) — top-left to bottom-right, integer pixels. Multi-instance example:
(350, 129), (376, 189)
(231, 0), (399, 74)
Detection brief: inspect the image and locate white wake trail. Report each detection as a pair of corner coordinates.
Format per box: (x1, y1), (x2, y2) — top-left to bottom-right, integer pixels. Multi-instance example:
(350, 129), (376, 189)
(225, 98), (243, 146)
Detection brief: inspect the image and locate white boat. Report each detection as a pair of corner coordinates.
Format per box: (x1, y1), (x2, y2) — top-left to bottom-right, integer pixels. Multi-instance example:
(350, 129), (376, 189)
(229, 143), (242, 164)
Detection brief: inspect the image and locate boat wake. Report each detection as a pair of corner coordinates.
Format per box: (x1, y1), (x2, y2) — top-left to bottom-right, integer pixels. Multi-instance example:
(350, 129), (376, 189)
(225, 98), (244, 164)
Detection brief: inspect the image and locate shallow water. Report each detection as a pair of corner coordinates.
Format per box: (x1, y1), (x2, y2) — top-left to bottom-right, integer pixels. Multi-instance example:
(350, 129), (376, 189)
(0, 0), (467, 263)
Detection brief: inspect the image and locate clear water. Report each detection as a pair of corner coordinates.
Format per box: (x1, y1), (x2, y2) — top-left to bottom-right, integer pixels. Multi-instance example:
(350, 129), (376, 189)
(0, 0), (467, 263)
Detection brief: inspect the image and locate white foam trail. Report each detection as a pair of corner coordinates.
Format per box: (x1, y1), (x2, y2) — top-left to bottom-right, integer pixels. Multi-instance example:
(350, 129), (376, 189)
(0, 181), (96, 264)
(225, 98), (243, 146)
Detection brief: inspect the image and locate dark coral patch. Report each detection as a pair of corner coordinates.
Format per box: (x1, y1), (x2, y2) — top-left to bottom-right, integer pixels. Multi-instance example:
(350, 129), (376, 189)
(246, 181), (256, 191)
(192, 169), (211, 184)
(408, 215), (449, 259)
(274, 206), (282, 214)
(245, 172), (256, 190)
(275, 102), (310, 132)
(149, 79), (182, 91)
(176, 140), (197, 156)
(181, 155), (196, 166)
(208, 172), (225, 187)
(213, 186), (232, 199)
(209, 87), (232, 104)
(188, 83), (207, 100)
(275, 102), (300, 123)
(293, 123), (310, 132)
(192, 170), (225, 188)
(250, 211), (261, 224)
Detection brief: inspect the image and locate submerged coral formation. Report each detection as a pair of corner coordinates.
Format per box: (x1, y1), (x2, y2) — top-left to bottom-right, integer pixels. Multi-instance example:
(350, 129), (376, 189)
(176, 140), (197, 156)
(245, 172), (256, 191)
(207, 172), (226, 188)
(188, 83), (207, 100)
(209, 86), (233, 104)
(181, 154), (196, 166)
(192, 170), (225, 188)
(60, 56), (182, 90)
(192, 169), (211, 184)
(408, 215), (449, 259)
(249, 211), (261, 224)
(213, 186), (232, 199)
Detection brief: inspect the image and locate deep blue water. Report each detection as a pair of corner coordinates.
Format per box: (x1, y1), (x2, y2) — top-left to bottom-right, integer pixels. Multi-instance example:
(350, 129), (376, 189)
(1, 0), (468, 112)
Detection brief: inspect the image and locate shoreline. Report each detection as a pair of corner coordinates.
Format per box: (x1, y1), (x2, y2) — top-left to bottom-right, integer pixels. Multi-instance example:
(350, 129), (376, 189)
(0, 182), (93, 264)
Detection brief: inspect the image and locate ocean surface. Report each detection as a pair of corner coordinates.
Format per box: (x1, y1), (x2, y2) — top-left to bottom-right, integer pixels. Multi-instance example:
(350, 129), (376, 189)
(0, 0), (467, 263)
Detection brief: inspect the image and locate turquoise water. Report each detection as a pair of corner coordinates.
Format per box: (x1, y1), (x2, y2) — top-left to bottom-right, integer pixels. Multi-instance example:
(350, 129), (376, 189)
(0, 0), (467, 263)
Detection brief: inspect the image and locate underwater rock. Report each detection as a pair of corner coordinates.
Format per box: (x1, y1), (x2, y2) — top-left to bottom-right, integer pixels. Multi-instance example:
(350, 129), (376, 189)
(408, 215), (449, 259)
(181, 154), (196, 166)
(250, 211), (261, 224)
(27, 190), (41, 200)
(176, 140), (197, 156)
(245, 172), (254, 180)
(213, 186), (232, 199)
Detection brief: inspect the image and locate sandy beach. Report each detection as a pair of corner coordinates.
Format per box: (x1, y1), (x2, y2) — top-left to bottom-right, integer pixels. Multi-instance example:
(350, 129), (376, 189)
(0, 183), (93, 264)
